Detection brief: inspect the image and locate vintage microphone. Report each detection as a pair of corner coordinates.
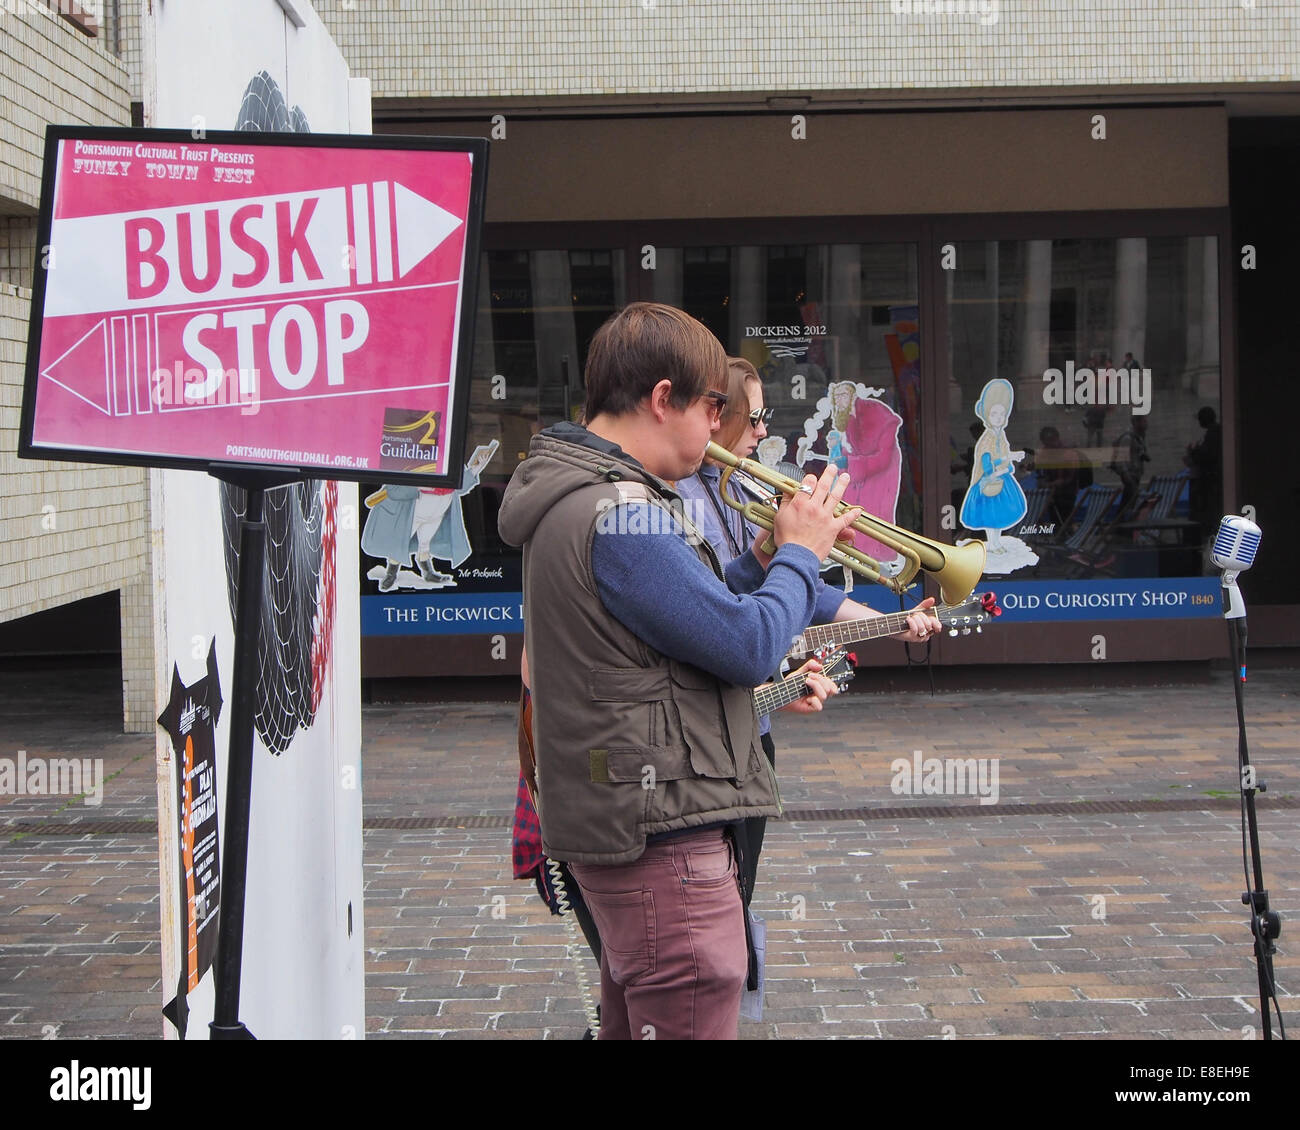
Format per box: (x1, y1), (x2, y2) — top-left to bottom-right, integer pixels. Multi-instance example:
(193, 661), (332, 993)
(1212, 514), (1285, 1040)
(1213, 515), (1260, 622)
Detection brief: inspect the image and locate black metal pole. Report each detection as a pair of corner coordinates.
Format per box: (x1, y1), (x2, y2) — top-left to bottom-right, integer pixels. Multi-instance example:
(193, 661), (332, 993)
(1225, 612), (1282, 1040)
(209, 482), (266, 1040)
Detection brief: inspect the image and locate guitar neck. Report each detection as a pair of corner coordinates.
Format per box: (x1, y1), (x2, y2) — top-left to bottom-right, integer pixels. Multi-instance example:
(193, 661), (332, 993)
(792, 610), (914, 655)
(753, 672), (809, 716)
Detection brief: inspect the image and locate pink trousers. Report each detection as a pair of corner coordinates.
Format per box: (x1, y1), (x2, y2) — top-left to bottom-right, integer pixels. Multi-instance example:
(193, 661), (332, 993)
(569, 827), (747, 1040)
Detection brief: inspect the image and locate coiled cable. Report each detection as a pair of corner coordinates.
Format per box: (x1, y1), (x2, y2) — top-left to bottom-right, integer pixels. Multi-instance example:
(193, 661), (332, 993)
(546, 857), (600, 1037)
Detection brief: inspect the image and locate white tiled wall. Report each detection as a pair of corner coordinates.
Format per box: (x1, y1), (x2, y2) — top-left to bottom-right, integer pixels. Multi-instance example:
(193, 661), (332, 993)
(0, 2), (132, 213)
(0, 217), (38, 290)
(0, 286), (147, 610)
(0, 4), (141, 726)
(0, 283), (152, 728)
(117, 0), (144, 104)
(119, 577), (154, 732)
(317, 0), (1300, 100)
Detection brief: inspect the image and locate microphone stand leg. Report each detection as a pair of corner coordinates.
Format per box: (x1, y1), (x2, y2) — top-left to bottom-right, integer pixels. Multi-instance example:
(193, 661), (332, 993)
(1226, 615), (1283, 1040)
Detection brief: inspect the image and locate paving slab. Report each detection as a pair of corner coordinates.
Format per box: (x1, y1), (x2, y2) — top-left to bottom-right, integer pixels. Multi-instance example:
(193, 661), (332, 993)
(0, 663), (1295, 1039)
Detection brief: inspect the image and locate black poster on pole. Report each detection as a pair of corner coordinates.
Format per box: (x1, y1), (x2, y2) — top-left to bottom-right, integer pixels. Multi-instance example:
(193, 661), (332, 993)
(158, 641), (223, 1038)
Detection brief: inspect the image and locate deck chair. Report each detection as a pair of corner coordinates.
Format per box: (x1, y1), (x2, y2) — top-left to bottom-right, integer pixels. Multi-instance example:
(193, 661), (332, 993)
(1040, 484), (1123, 576)
(1063, 485), (1122, 552)
(1124, 472), (1192, 546)
(1145, 473), (1189, 520)
(1019, 486), (1052, 534)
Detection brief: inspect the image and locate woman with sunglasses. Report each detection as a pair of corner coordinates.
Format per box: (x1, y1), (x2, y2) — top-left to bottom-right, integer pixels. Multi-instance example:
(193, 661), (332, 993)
(675, 357), (775, 572)
(676, 357), (939, 905)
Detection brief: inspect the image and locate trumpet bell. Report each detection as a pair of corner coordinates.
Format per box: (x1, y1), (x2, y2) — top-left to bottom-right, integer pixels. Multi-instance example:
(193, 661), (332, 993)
(930, 538), (986, 607)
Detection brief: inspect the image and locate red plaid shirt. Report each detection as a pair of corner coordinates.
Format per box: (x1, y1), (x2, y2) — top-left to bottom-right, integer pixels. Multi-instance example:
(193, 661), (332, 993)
(511, 770), (545, 880)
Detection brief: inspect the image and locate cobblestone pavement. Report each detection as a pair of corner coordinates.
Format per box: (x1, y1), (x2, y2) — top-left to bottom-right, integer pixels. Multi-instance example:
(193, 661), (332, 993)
(1, 662), (1296, 1039)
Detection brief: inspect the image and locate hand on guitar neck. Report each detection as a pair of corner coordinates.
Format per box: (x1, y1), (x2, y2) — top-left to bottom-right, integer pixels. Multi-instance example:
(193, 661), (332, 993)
(776, 655), (839, 714)
(890, 596), (941, 643)
(754, 647), (856, 716)
(788, 592), (1002, 660)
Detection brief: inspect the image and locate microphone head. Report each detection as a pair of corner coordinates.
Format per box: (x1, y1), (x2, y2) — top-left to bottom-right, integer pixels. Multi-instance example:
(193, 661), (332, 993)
(1211, 514), (1261, 573)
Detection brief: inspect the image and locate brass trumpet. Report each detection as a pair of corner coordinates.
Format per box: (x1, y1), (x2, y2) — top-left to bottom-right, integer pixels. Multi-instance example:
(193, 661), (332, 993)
(706, 441), (986, 606)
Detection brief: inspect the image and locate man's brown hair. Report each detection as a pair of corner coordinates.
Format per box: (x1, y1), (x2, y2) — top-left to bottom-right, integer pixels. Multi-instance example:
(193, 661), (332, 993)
(583, 302), (727, 420)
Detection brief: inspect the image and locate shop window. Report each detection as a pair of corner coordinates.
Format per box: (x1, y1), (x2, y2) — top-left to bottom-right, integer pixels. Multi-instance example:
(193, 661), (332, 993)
(946, 236), (1221, 583)
(658, 242), (923, 582)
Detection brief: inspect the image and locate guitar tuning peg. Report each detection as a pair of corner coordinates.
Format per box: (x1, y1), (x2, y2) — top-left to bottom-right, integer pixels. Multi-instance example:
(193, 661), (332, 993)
(975, 625), (982, 633)
(948, 627), (957, 637)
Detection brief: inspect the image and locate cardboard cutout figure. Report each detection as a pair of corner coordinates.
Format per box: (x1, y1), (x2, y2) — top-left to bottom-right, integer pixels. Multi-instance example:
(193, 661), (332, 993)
(362, 440), (498, 590)
(957, 378), (1039, 574)
(796, 381), (903, 564)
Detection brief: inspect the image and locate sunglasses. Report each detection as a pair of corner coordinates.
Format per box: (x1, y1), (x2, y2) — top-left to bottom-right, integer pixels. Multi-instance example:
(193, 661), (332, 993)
(748, 407), (775, 428)
(701, 389), (729, 421)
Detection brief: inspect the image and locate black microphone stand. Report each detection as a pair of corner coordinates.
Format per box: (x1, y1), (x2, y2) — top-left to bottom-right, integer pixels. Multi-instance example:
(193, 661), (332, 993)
(1222, 574), (1284, 1040)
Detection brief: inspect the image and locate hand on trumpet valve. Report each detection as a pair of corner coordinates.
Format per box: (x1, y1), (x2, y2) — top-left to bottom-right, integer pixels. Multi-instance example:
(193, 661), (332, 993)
(749, 529), (775, 569)
(772, 465), (863, 564)
(899, 596), (943, 643)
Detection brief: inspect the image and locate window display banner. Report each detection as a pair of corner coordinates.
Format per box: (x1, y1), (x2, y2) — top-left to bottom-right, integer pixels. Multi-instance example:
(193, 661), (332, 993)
(828, 575), (1221, 622)
(19, 127), (488, 488)
(977, 577), (1222, 622)
(363, 588), (525, 636)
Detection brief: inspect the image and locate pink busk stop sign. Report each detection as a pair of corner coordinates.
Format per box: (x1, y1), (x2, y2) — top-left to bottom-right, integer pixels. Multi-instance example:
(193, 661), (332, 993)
(20, 128), (488, 488)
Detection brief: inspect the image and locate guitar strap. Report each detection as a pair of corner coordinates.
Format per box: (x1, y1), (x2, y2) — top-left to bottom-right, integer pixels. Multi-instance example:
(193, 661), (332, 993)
(517, 687), (538, 804)
(701, 474), (745, 561)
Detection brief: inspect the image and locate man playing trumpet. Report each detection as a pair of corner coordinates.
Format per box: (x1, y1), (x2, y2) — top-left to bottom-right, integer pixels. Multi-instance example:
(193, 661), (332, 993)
(499, 302), (938, 1040)
(676, 356), (941, 904)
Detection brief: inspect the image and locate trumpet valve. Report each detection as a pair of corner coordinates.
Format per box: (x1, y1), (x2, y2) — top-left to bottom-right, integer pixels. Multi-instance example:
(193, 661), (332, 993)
(877, 554), (908, 579)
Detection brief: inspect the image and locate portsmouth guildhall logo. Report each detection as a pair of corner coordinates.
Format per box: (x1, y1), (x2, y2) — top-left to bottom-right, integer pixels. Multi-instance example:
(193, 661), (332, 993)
(379, 408), (441, 473)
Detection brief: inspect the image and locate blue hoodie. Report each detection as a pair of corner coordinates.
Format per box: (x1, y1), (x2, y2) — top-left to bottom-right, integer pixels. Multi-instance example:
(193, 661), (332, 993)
(508, 422), (822, 688)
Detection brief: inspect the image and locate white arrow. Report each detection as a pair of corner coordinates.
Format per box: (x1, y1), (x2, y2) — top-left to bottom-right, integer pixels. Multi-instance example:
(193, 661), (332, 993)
(44, 188), (351, 317)
(395, 181), (462, 278)
(39, 317), (112, 415)
(43, 181), (465, 319)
